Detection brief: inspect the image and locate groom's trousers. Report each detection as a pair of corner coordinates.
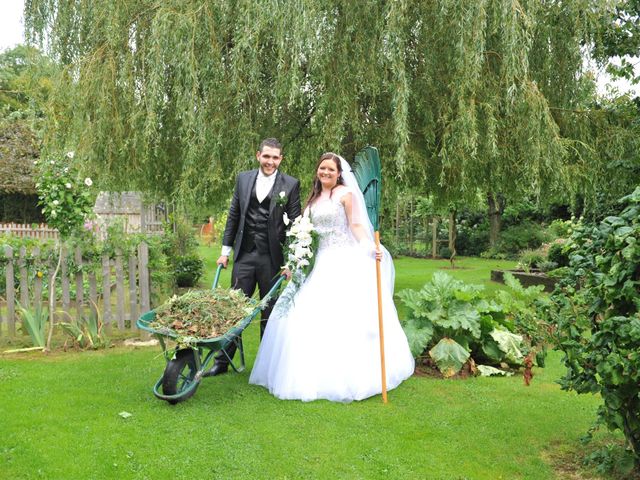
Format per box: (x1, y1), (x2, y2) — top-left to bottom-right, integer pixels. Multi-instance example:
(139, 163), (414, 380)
(214, 247), (279, 367)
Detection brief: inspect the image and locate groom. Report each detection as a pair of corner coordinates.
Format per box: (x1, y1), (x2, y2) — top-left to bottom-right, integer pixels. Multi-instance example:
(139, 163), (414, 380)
(206, 138), (301, 376)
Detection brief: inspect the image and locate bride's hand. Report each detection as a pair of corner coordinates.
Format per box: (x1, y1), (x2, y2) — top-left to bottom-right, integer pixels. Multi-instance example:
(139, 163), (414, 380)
(282, 267), (292, 280)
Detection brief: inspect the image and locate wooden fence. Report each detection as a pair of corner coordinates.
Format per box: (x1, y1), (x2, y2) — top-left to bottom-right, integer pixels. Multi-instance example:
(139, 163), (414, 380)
(0, 242), (151, 337)
(0, 223), (59, 240)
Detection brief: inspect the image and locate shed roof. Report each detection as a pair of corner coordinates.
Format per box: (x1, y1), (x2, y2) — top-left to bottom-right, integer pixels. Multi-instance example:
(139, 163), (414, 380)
(93, 191), (143, 214)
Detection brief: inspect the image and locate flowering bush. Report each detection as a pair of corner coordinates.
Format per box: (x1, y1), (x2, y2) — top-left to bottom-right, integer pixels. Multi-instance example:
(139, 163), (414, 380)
(282, 211), (318, 284)
(35, 151), (95, 238)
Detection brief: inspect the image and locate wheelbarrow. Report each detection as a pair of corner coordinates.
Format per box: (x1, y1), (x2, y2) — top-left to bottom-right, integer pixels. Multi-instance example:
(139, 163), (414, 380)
(136, 264), (285, 404)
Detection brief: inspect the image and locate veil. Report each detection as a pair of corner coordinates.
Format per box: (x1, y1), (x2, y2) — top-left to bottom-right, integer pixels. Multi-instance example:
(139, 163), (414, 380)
(337, 155), (396, 295)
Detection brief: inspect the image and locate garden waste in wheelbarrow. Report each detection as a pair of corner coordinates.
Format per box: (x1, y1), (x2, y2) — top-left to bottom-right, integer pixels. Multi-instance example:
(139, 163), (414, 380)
(137, 264), (285, 404)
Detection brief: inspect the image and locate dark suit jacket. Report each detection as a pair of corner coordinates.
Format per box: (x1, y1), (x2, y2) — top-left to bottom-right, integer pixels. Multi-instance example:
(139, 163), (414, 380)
(222, 169), (301, 270)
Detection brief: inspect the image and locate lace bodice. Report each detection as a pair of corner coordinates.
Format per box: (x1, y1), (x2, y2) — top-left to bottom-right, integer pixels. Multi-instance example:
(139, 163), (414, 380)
(310, 191), (356, 251)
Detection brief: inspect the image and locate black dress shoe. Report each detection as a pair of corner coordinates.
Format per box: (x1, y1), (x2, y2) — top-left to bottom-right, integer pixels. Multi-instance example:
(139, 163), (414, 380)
(203, 363), (229, 377)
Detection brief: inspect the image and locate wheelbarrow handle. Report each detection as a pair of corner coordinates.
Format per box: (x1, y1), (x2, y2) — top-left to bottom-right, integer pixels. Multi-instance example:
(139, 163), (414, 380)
(212, 263), (224, 289)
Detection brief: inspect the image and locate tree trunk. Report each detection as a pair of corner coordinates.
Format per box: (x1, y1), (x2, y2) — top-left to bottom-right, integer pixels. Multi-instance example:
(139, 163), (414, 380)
(431, 216), (438, 259)
(395, 203), (401, 247)
(448, 209), (457, 268)
(487, 192), (506, 248)
(409, 198), (414, 255)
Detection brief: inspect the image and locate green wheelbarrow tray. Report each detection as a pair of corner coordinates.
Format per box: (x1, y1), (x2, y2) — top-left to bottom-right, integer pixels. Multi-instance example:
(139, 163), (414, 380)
(136, 264), (285, 404)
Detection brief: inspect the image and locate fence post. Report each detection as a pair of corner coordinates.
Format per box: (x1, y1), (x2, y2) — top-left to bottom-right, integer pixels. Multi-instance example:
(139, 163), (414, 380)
(61, 246), (71, 320)
(4, 246), (15, 336)
(138, 242), (150, 314)
(102, 254), (112, 332)
(115, 248), (125, 330)
(88, 269), (98, 319)
(75, 247), (84, 321)
(32, 248), (43, 312)
(19, 247), (29, 309)
(128, 252), (138, 330)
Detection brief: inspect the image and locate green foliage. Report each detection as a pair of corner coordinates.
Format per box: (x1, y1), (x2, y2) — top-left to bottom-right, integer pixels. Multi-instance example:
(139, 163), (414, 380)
(16, 303), (47, 348)
(546, 241), (570, 267)
(517, 249), (546, 272)
(23, 0), (621, 213)
(174, 255), (204, 288)
(549, 187), (640, 468)
(59, 309), (109, 349)
(547, 219), (572, 239)
(35, 151), (96, 238)
(536, 260), (558, 273)
(496, 221), (550, 257)
(400, 271), (551, 377)
(429, 338), (470, 378)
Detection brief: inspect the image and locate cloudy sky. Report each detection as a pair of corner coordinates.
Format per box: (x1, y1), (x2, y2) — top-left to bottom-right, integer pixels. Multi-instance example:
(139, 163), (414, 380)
(0, 0), (637, 97)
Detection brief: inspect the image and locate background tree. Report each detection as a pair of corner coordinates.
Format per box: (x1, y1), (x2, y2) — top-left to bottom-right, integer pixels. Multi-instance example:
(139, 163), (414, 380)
(24, 1), (631, 232)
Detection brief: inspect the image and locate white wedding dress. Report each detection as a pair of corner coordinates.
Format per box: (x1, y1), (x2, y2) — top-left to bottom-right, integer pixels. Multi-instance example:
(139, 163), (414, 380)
(249, 187), (415, 402)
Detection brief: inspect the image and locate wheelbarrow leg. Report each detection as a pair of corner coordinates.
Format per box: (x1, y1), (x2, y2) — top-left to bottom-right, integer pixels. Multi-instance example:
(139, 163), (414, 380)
(218, 336), (246, 373)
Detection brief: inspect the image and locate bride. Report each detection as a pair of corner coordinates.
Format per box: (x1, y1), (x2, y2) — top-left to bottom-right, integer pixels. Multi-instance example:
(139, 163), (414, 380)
(249, 153), (414, 402)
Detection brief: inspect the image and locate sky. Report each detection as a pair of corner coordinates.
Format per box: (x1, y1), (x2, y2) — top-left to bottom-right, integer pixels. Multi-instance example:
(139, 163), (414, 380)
(0, 0), (637, 97)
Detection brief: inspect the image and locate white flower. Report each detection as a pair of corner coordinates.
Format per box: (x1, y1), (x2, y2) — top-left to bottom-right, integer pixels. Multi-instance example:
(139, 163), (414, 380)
(65, 183), (72, 189)
(279, 191), (286, 198)
(84, 177), (93, 187)
(51, 210), (57, 217)
(283, 212), (290, 226)
(64, 167), (69, 173)
(66, 151), (75, 159)
(52, 200), (59, 206)
(50, 160), (55, 165)
(33, 160), (38, 165)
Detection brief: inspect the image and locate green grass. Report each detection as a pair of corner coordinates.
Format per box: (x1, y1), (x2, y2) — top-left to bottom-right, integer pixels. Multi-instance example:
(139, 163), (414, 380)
(0, 246), (617, 479)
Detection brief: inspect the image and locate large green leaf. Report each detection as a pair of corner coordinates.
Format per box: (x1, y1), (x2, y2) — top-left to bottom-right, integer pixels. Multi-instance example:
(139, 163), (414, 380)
(429, 338), (470, 378)
(490, 328), (524, 364)
(439, 302), (481, 338)
(402, 319), (434, 357)
(477, 365), (513, 377)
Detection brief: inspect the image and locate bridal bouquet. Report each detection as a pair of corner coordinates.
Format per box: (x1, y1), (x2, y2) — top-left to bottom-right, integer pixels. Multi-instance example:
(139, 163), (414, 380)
(282, 211), (318, 284)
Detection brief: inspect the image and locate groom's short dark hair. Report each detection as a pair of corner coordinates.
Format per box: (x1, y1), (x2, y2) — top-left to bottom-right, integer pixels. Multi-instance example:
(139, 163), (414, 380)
(259, 138), (283, 154)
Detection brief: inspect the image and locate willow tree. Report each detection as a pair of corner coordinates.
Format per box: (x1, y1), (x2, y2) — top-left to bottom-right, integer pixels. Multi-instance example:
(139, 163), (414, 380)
(25, 0), (609, 225)
(24, 1), (397, 208)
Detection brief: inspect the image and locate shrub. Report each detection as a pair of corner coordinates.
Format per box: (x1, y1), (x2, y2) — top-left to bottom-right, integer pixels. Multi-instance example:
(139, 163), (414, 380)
(545, 267), (569, 278)
(399, 272), (549, 377)
(174, 255), (204, 288)
(547, 218), (572, 239)
(456, 222), (489, 256)
(517, 249), (545, 271)
(546, 241), (569, 267)
(548, 187), (640, 472)
(537, 260), (558, 273)
(496, 221), (550, 256)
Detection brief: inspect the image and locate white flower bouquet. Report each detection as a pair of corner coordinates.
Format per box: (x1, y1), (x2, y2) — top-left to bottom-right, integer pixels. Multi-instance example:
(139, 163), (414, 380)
(282, 211), (319, 284)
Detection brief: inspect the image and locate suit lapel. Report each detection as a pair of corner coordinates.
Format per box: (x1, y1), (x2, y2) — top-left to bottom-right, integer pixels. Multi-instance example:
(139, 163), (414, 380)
(242, 170), (259, 214)
(269, 171), (283, 215)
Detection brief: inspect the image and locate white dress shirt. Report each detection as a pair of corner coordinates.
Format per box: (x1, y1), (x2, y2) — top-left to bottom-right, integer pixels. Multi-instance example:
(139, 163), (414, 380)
(221, 169), (277, 256)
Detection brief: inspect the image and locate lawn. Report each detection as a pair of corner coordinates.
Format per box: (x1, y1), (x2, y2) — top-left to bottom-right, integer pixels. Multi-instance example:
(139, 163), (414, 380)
(0, 246), (618, 479)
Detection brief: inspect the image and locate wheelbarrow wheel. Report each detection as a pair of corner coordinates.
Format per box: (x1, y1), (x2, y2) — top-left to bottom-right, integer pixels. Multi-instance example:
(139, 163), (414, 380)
(162, 349), (199, 404)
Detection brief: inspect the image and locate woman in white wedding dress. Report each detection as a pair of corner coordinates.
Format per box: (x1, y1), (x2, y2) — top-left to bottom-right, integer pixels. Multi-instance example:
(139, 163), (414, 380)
(249, 153), (414, 402)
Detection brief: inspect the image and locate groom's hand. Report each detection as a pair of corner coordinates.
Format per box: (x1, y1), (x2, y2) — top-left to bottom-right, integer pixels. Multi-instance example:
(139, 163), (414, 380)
(217, 255), (229, 268)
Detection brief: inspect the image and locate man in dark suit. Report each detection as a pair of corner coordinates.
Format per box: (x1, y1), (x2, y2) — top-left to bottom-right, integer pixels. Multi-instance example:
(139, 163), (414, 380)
(206, 138), (301, 376)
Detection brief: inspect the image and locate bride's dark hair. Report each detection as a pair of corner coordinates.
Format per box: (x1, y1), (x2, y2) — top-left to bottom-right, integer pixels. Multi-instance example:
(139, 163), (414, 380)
(304, 152), (345, 209)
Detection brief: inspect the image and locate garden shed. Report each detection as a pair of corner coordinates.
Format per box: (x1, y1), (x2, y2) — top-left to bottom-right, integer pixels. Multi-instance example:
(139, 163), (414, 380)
(93, 191), (168, 235)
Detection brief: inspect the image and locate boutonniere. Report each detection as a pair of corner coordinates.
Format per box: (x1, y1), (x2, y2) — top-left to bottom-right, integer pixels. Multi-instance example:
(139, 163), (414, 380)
(275, 190), (288, 207)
